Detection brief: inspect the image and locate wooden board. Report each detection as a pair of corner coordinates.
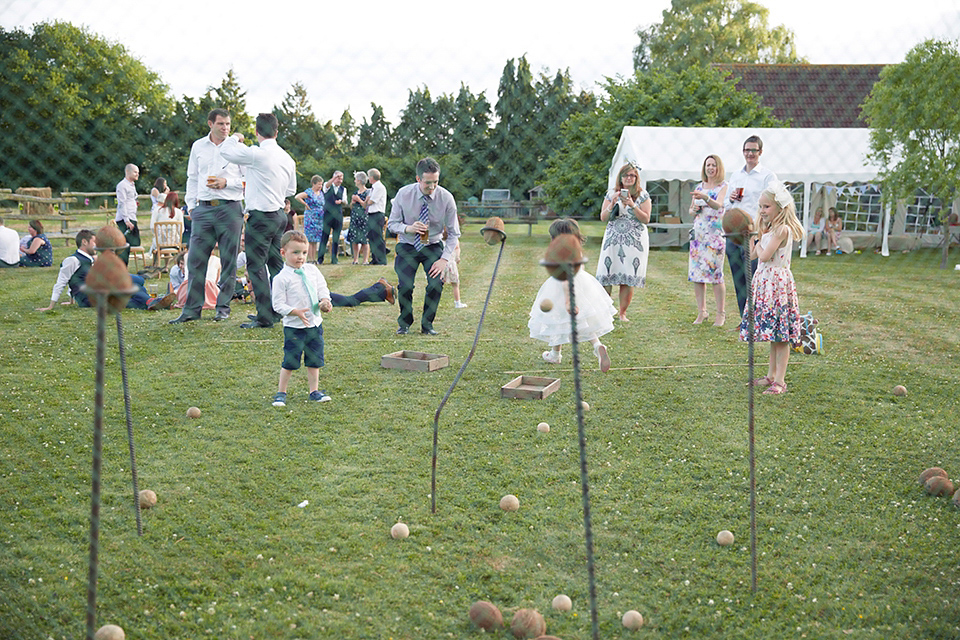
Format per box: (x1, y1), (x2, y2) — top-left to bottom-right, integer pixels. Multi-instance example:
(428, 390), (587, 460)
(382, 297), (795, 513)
(501, 375), (560, 400)
(381, 350), (449, 372)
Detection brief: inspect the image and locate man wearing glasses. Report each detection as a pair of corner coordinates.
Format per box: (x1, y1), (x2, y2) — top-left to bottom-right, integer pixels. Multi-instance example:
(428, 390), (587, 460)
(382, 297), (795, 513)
(726, 135), (778, 320)
(386, 157), (460, 335)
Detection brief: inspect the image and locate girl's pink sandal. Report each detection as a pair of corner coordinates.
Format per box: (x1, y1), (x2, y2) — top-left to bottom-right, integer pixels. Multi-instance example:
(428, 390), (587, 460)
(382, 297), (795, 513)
(763, 382), (787, 395)
(748, 376), (773, 388)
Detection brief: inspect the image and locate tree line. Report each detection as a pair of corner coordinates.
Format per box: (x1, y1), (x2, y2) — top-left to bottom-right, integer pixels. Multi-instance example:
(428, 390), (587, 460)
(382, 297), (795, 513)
(0, 3), (795, 216)
(4, 2), (951, 229)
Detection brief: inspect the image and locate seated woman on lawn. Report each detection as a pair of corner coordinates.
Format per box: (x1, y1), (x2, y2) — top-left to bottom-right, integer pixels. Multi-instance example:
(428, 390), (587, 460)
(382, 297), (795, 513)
(20, 219), (53, 267)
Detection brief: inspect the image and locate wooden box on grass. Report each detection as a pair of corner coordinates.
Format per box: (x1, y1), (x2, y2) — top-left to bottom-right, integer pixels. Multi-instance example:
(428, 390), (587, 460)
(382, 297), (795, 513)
(501, 375), (560, 400)
(381, 350), (449, 372)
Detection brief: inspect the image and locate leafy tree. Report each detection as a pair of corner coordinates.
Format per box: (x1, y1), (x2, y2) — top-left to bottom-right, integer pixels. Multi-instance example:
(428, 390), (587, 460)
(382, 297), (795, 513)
(543, 65), (781, 216)
(633, 0), (805, 72)
(334, 109), (358, 156)
(0, 21), (173, 190)
(356, 103), (394, 157)
(489, 57), (537, 198)
(450, 84), (493, 198)
(394, 87), (456, 157)
(202, 68), (253, 137)
(273, 81), (336, 168)
(489, 56), (593, 200)
(862, 39), (960, 269)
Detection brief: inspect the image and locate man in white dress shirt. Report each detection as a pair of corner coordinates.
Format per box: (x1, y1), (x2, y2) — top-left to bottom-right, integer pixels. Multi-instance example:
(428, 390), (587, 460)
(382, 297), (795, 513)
(171, 108), (246, 324)
(726, 135), (778, 319)
(114, 164), (140, 266)
(365, 168), (388, 265)
(220, 112), (297, 329)
(0, 217), (20, 267)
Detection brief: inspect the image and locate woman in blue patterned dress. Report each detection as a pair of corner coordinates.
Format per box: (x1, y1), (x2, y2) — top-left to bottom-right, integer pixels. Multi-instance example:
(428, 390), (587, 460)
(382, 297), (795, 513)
(19, 219), (53, 267)
(687, 154), (729, 326)
(295, 175), (325, 263)
(346, 171), (370, 264)
(596, 163), (651, 322)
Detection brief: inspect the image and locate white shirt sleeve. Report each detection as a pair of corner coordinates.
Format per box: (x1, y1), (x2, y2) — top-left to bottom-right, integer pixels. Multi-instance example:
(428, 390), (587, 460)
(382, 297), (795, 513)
(50, 256), (79, 302)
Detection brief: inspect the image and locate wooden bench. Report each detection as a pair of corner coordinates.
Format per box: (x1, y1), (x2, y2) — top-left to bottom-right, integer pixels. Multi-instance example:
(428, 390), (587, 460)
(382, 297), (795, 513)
(0, 191), (76, 246)
(460, 201), (540, 236)
(462, 215), (539, 236)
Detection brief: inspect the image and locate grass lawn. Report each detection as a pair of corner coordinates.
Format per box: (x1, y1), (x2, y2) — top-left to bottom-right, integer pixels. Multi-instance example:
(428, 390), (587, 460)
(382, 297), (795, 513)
(1, 228), (958, 639)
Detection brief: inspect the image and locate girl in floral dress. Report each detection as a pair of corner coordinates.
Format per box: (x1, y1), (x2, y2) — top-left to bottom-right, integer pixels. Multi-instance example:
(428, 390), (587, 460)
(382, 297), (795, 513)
(687, 154), (728, 326)
(740, 182), (804, 395)
(295, 175), (325, 263)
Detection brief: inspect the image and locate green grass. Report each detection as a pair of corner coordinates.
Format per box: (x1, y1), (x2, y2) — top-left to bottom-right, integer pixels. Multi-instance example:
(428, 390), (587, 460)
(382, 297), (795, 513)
(1, 233), (958, 639)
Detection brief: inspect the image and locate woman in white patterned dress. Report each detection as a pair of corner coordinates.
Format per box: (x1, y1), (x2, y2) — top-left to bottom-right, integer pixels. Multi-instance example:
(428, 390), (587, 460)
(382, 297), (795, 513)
(596, 163), (651, 322)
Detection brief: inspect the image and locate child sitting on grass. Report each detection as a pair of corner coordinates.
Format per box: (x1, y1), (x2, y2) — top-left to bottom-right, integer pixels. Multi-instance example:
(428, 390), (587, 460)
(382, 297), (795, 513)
(270, 231), (333, 406)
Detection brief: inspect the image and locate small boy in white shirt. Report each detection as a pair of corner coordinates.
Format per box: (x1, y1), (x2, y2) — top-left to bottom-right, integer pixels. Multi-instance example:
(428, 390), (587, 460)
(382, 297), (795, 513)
(270, 230), (333, 406)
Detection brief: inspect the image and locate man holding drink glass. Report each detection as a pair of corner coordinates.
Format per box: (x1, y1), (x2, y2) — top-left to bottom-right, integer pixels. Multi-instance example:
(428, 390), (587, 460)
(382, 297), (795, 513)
(386, 157), (460, 335)
(171, 108), (245, 324)
(726, 135), (778, 320)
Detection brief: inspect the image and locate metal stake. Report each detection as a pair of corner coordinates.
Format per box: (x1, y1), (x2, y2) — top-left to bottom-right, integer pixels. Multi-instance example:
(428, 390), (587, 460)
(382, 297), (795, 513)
(116, 314), (143, 536)
(431, 227), (507, 514)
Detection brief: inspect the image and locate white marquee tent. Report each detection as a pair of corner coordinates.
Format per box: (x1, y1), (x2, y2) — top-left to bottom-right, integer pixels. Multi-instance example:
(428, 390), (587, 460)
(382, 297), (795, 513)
(608, 127), (894, 255)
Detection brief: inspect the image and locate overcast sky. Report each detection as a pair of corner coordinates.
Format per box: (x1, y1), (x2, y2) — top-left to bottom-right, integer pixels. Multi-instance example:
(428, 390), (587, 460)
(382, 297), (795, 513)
(2, 0), (958, 124)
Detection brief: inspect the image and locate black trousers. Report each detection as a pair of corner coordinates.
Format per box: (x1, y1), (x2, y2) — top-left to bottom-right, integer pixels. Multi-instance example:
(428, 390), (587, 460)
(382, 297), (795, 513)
(367, 211), (387, 265)
(394, 242), (443, 331)
(116, 220), (140, 266)
(183, 201), (243, 318)
(319, 212), (343, 264)
(725, 238), (756, 317)
(246, 208), (287, 325)
(331, 282), (388, 307)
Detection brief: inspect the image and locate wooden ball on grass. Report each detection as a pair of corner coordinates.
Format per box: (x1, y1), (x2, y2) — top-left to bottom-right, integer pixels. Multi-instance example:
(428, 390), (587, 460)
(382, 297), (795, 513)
(138, 489), (157, 509)
(94, 624), (125, 640)
(952, 488), (960, 509)
(186, 406), (202, 419)
(390, 522), (409, 539)
(716, 530), (734, 546)
(511, 608), (546, 639)
(539, 298), (554, 312)
(500, 494), (520, 512)
(925, 475), (954, 497)
(580, 401), (590, 412)
(622, 609), (644, 630)
(919, 467), (948, 485)
(552, 594), (572, 611)
(468, 600), (503, 630)
(537, 422), (550, 433)
(892, 385), (907, 397)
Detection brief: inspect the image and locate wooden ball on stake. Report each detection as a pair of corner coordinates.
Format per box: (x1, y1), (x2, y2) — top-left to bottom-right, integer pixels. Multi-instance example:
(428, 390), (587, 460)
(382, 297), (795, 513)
(541, 234), (584, 281)
(481, 216), (506, 245)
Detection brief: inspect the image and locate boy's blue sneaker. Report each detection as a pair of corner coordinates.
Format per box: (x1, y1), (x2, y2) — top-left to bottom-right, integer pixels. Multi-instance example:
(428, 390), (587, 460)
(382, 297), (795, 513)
(309, 390), (332, 403)
(271, 392), (287, 407)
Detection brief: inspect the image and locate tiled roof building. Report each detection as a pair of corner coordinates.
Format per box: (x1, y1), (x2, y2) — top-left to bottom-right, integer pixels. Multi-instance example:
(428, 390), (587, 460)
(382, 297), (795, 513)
(713, 64), (887, 128)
